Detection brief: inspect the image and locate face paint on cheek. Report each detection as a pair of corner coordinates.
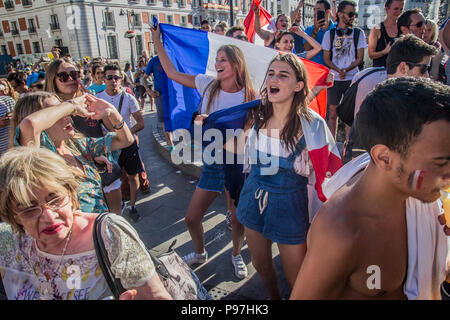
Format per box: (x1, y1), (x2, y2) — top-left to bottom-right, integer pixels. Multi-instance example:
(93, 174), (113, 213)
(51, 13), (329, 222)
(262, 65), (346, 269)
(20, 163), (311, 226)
(407, 170), (425, 191)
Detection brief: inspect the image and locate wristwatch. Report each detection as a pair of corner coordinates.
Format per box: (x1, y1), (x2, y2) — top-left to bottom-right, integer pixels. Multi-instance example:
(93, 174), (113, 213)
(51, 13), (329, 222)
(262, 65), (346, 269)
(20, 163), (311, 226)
(112, 119), (125, 130)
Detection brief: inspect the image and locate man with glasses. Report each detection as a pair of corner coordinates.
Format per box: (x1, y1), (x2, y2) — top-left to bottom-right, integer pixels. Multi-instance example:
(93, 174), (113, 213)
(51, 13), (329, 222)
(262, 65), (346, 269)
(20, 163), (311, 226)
(225, 25), (249, 41)
(322, 0), (367, 139)
(397, 9), (426, 40)
(345, 34), (436, 160)
(200, 20), (211, 32)
(96, 64), (145, 223)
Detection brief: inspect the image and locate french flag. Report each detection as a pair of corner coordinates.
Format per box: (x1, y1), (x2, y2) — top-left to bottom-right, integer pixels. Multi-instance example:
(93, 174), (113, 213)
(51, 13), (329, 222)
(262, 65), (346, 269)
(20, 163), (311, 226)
(158, 22), (330, 132)
(243, 0), (273, 43)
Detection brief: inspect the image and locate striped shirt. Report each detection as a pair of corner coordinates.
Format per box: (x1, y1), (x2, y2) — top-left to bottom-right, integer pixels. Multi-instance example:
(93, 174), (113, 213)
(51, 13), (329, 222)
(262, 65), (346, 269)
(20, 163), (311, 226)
(0, 95), (15, 157)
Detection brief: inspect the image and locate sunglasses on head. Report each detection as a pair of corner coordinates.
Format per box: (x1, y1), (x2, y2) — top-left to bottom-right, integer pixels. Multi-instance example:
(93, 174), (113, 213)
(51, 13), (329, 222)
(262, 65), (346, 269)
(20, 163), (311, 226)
(405, 62), (431, 74)
(105, 75), (122, 81)
(56, 71), (81, 82)
(409, 21), (424, 28)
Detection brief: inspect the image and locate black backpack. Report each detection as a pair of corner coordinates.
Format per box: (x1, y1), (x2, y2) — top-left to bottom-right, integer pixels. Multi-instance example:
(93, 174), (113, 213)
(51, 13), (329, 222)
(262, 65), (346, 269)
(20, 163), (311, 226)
(336, 67), (385, 127)
(330, 27), (365, 71)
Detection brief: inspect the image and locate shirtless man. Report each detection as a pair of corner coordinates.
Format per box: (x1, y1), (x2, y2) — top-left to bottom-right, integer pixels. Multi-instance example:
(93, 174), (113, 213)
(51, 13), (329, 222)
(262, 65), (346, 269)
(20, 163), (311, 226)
(290, 77), (450, 299)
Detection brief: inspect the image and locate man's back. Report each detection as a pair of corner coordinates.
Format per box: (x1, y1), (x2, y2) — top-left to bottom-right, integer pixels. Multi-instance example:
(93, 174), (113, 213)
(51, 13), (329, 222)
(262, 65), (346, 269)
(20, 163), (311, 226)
(352, 67), (387, 117)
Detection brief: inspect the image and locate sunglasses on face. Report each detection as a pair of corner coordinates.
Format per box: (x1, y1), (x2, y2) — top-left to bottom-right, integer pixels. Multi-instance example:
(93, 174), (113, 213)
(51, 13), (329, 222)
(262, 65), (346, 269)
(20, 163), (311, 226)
(409, 21), (424, 28)
(105, 75), (122, 81)
(406, 62), (431, 74)
(56, 71), (81, 82)
(344, 11), (358, 18)
(235, 35), (248, 41)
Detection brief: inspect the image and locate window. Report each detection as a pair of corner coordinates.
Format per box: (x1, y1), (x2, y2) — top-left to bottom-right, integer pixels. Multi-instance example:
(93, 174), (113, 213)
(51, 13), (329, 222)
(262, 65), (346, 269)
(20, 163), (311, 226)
(11, 21), (19, 35)
(178, 0), (186, 8)
(166, 15), (173, 24)
(50, 15), (60, 30)
(131, 13), (142, 27)
(163, 0), (172, 7)
(28, 19), (37, 34)
(194, 16), (199, 26)
(181, 16), (187, 25)
(147, 0), (156, 4)
(104, 11), (115, 27)
(22, 0), (32, 6)
(107, 35), (118, 59)
(16, 43), (24, 55)
(32, 41), (41, 53)
(135, 35), (143, 56)
(4, 0), (14, 9)
(55, 39), (63, 47)
(192, 0), (198, 8)
(1, 45), (7, 55)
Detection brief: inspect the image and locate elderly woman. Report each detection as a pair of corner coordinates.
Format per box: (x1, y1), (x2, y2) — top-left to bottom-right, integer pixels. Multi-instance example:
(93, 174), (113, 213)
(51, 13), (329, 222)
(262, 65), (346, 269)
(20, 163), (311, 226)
(10, 92), (134, 214)
(0, 147), (172, 300)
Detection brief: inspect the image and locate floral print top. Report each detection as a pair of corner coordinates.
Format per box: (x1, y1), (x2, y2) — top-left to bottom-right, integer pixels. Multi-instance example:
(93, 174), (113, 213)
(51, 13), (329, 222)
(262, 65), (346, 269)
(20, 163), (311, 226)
(14, 127), (114, 213)
(0, 214), (155, 300)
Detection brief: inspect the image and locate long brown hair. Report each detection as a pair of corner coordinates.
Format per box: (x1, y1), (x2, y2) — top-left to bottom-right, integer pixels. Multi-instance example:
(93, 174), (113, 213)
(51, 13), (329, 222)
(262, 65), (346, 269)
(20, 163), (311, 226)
(0, 78), (19, 101)
(204, 45), (256, 114)
(252, 53), (311, 154)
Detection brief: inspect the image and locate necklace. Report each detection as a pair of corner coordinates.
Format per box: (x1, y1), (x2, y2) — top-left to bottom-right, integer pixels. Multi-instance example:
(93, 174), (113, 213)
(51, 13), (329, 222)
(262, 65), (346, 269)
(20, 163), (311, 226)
(28, 225), (73, 300)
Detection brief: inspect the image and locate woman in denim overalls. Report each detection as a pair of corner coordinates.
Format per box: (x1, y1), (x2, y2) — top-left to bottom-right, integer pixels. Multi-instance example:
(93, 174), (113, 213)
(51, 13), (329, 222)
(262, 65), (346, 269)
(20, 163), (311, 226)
(237, 53), (315, 299)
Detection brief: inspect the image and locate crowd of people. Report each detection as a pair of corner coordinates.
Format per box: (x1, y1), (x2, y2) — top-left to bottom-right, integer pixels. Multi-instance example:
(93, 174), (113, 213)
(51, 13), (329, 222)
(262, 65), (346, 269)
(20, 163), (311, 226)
(0, 0), (449, 300)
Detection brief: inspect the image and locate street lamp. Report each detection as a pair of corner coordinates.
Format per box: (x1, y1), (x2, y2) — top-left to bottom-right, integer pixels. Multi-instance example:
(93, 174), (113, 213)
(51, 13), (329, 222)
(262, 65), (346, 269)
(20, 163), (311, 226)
(119, 9), (136, 70)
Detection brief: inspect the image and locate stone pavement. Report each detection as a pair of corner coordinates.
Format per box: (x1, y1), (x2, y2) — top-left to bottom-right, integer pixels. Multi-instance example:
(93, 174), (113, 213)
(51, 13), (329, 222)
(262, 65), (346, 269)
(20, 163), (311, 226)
(128, 109), (291, 300)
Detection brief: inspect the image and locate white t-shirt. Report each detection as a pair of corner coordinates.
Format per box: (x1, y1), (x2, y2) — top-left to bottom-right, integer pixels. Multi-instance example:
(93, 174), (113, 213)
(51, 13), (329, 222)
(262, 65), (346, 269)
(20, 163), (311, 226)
(322, 28), (368, 81)
(195, 74), (246, 114)
(96, 90), (140, 130)
(352, 67), (387, 117)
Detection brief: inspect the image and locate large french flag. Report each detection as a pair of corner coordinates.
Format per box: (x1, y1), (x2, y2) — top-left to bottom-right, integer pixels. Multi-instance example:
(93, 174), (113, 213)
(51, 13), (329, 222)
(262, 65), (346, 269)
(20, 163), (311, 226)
(158, 22), (330, 132)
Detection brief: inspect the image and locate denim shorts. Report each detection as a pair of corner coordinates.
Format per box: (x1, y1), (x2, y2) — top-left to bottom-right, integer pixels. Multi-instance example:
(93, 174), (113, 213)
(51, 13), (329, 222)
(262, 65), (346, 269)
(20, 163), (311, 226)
(197, 161), (225, 193)
(236, 178), (310, 245)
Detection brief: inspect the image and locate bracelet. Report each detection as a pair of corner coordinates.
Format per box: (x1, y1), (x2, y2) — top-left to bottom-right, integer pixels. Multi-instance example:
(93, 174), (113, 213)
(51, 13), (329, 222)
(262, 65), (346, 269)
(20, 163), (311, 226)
(112, 119), (124, 130)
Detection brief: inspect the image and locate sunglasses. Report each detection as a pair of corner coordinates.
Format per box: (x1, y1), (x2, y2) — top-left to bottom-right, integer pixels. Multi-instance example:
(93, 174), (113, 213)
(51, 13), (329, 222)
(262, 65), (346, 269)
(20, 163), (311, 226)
(405, 62), (431, 74)
(344, 11), (358, 18)
(31, 83), (44, 90)
(409, 21), (424, 28)
(235, 35), (248, 41)
(105, 75), (122, 81)
(56, 71), (81, 82)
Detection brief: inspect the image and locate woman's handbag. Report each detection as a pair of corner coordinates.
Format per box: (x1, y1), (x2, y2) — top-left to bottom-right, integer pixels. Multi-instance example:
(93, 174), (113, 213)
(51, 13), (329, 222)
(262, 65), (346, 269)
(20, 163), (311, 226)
(96, 162), (122, 187)
(93, 213), (212, 300)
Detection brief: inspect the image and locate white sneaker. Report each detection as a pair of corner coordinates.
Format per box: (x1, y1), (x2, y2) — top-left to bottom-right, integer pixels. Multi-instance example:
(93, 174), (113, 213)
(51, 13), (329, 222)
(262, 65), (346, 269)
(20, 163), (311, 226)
(182, 251), (208, 267)
(231, 254), (248, 279)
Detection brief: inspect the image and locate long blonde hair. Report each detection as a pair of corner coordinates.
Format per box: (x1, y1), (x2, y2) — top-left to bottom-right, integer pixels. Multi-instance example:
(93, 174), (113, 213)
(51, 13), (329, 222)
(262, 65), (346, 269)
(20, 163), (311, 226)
(0, 146), (81, 234)
(0, 78), (19, 101)
(204, 45), (256, 114)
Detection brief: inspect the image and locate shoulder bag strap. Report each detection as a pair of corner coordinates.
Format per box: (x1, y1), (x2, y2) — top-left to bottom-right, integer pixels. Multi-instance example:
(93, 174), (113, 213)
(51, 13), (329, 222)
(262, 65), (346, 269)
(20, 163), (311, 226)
(117, 90), (125, 114)
(93, 213), (126, 299)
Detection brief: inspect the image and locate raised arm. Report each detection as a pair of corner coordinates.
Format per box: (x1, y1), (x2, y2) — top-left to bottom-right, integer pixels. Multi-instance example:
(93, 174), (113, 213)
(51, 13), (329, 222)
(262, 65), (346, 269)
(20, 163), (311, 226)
(290, 26), (322, 60)
(253, 5), (274, 45)
(291, 0), (305, 26)
(151, 25), (196, 89)
(18, 95), (94, 147)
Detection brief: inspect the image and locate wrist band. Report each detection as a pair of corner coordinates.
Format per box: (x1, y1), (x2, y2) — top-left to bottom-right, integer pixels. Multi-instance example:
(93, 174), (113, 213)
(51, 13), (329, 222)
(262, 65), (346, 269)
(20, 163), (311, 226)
(112, 119), (124, 130)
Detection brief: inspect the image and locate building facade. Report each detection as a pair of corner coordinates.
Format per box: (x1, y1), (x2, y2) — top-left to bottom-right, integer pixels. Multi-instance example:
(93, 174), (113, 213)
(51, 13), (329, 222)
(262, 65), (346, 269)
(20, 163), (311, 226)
(0, 0), (253, 65)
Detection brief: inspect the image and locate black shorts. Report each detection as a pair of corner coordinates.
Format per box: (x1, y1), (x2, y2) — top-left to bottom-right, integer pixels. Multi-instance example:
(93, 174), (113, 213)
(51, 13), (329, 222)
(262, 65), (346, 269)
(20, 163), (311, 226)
(327, 80), (352, 106)
(135, 85), (146, 99)
(118, 140), (144, 175)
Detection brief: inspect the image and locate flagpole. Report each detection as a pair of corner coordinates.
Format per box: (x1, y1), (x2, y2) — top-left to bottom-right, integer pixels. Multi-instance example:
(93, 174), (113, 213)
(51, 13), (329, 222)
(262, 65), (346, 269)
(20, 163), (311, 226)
(230, 0), (234, 27)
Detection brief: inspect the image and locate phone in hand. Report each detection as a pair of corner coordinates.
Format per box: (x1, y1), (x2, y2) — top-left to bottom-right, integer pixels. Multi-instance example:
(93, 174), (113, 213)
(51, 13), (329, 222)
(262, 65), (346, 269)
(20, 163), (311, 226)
(317, 10), (326, 24)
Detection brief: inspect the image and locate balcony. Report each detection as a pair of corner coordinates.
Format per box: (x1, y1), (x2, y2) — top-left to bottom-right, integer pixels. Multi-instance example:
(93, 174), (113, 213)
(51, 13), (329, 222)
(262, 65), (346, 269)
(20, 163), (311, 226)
(4, 0), (15, 10)
(28, 27), (37, 34)
(22, 0), (33, 7)
(178, 0), (186, 8)
(11, 29), (19, 36)
(146, 0), (156, 5)
(163, 0), (172, 7)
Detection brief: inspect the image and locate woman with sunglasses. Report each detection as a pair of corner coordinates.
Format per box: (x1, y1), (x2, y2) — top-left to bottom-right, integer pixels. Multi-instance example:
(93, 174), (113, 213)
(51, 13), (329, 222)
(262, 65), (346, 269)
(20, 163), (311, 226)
(45, 58), (104, 138)
(152, 24), (255, 279)
(368, 0), (404, 68)
(0, 146), (171, 300)
(10, 92), (134, 214)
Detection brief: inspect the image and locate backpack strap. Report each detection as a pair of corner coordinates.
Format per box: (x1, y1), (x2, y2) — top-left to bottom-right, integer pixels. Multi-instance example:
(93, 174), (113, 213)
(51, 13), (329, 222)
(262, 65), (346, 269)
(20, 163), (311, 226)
(117, 90), (125, 114)
(329, 28), (336, 62)
(353, 27), (361, 60)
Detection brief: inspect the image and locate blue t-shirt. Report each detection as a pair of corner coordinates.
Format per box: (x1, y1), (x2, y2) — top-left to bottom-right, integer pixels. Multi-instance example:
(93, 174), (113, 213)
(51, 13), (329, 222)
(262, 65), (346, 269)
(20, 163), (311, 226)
(304, 21), (337, 66)
(88, 83), (106, 94)
(145, 56), (166, 93)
